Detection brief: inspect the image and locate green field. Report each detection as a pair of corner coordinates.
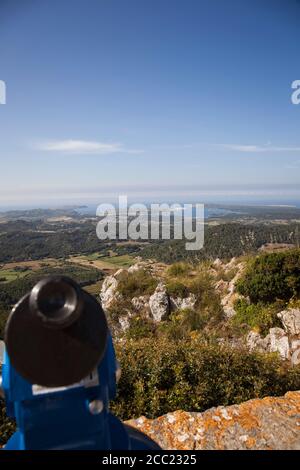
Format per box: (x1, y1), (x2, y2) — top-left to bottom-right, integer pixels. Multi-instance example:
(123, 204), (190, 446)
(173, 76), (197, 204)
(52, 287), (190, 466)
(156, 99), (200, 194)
(70, 253), (134, 270)
(0, 268), (30, 283)
(99, 254), (134, 268)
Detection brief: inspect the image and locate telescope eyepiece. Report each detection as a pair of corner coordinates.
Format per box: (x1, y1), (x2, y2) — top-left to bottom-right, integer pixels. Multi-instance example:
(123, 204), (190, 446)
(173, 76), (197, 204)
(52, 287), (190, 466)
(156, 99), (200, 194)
(5, 275), (108, 387)
(29, 277), (83, 329)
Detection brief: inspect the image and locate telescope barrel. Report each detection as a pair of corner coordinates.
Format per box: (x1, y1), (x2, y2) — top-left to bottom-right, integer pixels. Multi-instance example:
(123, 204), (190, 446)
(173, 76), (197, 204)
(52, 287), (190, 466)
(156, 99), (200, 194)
(4, 276), (108, 388)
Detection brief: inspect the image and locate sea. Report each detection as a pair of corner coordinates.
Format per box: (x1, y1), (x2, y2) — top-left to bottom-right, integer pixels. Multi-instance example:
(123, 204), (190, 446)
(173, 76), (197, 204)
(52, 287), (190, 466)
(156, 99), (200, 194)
(0, 199), (300, 217)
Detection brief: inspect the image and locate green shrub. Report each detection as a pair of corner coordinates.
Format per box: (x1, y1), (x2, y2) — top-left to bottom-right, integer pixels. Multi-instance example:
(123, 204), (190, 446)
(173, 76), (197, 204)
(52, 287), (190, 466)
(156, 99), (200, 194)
(0, 304), (10, 339)
(288, 298), (300, 309)
(117, 270), (158, 298)
(0, 400), (15, 446)
(188, 272), (214, 297)
(126, 317), (156, 340)
(237, 249), (300, 303)
(166, 265), (214, 299)
(159, 308), (209, 340)
(0, 366), (15, 447)
(111, 335), (300, 420)
(167, 262), (191, 277)
(165, 269), (223, 335)
(231, 299), (282, 335)
(106, 297), (132, 324)
(166, 280), (189, 298)
(215, 267), (238, 283)
(188, 272), (223, 322)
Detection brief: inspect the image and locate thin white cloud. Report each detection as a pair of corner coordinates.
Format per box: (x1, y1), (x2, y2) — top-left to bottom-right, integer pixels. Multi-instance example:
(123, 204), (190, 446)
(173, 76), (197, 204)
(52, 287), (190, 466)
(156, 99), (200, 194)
(217, 144), (300, 153)
(285, 159), (300, 169)
(35, 139), (143, 155)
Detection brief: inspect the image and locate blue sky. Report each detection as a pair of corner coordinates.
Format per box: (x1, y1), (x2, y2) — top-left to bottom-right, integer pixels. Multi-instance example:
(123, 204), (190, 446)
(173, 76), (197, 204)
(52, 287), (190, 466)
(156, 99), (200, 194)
(0, 0), (300, 207)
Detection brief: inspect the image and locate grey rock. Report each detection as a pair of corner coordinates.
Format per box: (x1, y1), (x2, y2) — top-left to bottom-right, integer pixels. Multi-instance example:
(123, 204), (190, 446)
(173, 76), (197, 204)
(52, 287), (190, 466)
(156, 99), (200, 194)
(269, 327), (290, 360)
(213, 258), (222, 267)
(291, 349), (300, 366)
(149, 283), (170, 322)
(170, 294), (197, 311)
(100, 275), (119, 310)
(277, 309), (300, 336)
(119, 314), (131, 332)
(131, 295), (149, 312)
(246, 331), (270, 353)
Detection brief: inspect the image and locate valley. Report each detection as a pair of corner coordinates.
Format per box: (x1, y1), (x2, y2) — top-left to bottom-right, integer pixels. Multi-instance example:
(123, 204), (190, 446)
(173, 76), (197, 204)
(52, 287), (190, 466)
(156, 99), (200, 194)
(1, 204), (300, 446)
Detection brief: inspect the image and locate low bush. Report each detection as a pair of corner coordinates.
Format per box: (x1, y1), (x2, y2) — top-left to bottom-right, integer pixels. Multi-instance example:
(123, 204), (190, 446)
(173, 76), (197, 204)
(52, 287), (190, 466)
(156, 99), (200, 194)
(166, 280), (189, 298)
(215, 267), (238, 283)
(158, 308), (209, 340)
(188, 272), (214, 297)
(117, 270), (158, 298)
(126, 317), (156, 340)
(167, 262), (191, 277)
(112, 335), (300, 420)
(0, 369), (15, 446)
(231, 299), (282, 335)
(236, 249), (300, 303)
(0, 304), (10, 339)
(0, 401), (15, 446)
(106, 297), (132, 324)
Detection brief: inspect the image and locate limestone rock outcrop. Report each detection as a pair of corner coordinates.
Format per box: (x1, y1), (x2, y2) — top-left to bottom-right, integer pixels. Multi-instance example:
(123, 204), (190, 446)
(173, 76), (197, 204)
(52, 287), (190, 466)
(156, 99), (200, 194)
(269, 327), (290, 360)
(246, 309), (300, 365)
(100, 268), (126, 310)
(131, 295), (150, 312)
(213, 259), (245, 319)
(170, 294), (197, 312)
(100, 275), (119, 310)
(126, 391), (300, 450)
(246, 331), (270, 353)
(149, 283), (170, 322)
(277, 309), (300, 336)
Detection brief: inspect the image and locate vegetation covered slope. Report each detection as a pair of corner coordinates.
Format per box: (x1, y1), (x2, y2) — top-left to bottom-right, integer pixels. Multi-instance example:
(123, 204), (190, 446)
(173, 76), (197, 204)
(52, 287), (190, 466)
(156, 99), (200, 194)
(1, 249), (300, 446)
(140, 223), (299, 263)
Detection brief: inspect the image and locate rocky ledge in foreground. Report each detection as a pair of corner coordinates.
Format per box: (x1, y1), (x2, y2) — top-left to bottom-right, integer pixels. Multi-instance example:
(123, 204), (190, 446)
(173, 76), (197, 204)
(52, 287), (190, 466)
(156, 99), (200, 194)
(126, 391), (300, 450)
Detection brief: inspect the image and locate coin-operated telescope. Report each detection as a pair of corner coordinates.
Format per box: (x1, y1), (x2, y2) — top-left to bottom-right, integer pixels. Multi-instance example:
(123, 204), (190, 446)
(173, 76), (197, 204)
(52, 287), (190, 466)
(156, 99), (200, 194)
(1, 276), (160, 450)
